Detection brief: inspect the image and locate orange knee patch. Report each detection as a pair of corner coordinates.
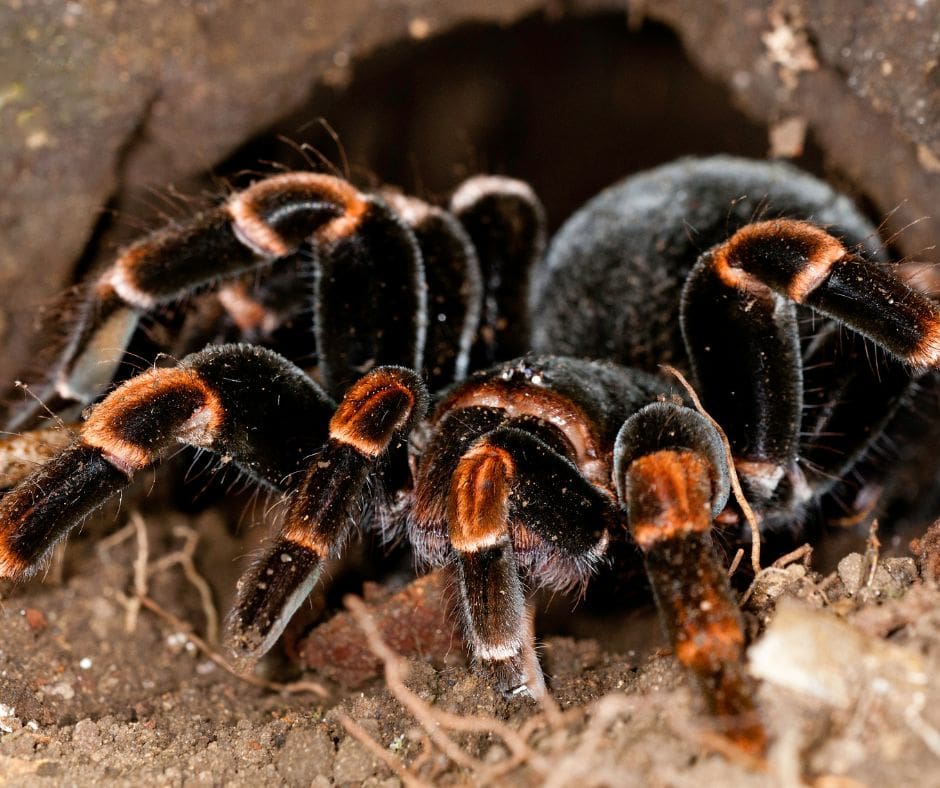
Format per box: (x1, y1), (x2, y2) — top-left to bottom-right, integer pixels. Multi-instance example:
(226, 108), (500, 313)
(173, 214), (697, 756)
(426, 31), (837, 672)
(82, 367), (223, 474)
(628, 450), (713, 550)
(713, 219), (845, 301)
(909, 315), (940, 368)
(228, 173), (369, 256)
(448, 442), (515, 552)
(329, 370), (417, 457)
(0, 538), (29, 579)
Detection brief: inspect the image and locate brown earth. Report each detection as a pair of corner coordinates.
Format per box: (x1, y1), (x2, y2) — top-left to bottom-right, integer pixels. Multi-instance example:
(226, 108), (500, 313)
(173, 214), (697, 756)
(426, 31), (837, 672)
(2, 496), (940, 785)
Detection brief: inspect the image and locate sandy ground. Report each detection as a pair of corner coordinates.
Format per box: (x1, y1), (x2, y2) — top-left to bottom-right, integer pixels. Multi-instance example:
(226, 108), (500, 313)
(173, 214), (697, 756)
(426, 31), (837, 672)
(2, 482), (940, 788)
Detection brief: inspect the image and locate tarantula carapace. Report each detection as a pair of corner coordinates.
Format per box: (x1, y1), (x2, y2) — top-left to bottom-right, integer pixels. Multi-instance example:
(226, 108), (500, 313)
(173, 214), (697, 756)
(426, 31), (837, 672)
(2, 156), (938, 752)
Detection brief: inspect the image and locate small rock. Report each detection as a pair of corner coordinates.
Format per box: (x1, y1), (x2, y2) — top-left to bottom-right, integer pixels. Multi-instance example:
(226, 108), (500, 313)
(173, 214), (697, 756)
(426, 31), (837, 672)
(275, 726), (335, 786)
(72, 718), (100, 749)
(838, 553), (866, 595)
(749, 599), (927, 708)
(299, 570), (460, 686)
(882, 557), (918, 589)
(23, 608), (48, 632)
(744, 563), (810, 614)
(0, 716), (21, 735)
(484, 743), (509, 763)
(47, 681), (75, 700)
(334, 735), (383, 784)
(838, 553), (918, 598)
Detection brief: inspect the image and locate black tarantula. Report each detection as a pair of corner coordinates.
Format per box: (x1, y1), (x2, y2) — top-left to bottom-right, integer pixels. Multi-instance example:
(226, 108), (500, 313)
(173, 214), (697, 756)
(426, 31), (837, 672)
(2, 156), (939, 752)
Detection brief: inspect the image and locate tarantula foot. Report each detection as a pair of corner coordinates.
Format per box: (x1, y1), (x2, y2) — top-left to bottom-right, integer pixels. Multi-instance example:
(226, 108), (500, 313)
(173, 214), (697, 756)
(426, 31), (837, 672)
(481, 654), (547, 701)
(0, 444), (127, 579)
(225, 537), (323, 670)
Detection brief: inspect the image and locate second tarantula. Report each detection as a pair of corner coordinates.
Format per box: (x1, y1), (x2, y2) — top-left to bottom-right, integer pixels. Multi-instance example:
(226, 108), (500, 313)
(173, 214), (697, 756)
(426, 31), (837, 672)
(2, 156), (939, 751)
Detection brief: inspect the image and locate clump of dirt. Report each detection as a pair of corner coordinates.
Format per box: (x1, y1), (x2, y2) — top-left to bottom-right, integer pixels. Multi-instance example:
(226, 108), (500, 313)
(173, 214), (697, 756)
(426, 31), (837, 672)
(2, 503), (940, 786)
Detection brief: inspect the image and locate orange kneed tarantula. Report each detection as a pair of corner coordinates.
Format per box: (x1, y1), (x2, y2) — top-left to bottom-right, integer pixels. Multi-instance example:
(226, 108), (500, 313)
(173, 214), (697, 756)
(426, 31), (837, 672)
(2, 156), (939, 752)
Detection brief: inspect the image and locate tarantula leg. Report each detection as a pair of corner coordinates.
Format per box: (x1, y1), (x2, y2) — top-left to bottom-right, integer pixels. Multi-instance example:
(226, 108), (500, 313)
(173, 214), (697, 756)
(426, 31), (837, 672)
(703, 219), (940, 368)
(615, 404), (766, 755)
(451, 176), (546, 366)
(9, 174), (425, 429)
(22, 189), (316, 422)
(455, 537), (542, 698)
(800, 324), (915, 492)
(227, 366), (429, 666)
(682, 218), (940, 508)
(3, 296), (141, 432)
(313, 198), (426, 397)
(383, 193), (483, 390)
(448, 435), (541, 699)
(0, 345), (333, 578)
(447, 426), (617, 698)
(681, 239), (804, 504)
(216, 280), (283, 336)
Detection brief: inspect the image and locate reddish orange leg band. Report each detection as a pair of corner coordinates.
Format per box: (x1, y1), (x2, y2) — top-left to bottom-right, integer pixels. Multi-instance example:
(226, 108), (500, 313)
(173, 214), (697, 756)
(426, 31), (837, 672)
(628, 450), (766, 756)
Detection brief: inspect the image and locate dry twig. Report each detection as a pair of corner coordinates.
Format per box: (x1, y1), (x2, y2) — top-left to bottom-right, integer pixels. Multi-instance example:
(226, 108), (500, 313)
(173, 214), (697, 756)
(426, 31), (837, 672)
(727, 548), (745, 577)
(740, 541), (829, 609)
(772, 543), (813, 568)
(342, 590), (747, 784)
(137, 595), (329, 697)
(861, 519), (882, 590)
(345, 594), (539, 772)
(148, 525), (220, 644)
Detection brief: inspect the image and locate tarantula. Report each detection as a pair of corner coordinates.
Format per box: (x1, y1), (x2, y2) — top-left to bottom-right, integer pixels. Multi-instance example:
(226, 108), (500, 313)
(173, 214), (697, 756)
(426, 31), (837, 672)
(2, 156), (938, 753)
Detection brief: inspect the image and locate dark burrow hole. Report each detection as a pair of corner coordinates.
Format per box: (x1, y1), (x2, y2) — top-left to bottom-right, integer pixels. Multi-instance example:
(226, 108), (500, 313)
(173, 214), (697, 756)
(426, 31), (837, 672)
(75, 12), (890, 653)
(218, 13), (785, 227)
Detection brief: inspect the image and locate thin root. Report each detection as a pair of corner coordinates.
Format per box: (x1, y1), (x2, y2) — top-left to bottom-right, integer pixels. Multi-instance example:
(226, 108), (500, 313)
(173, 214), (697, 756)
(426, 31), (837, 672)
(137, 595), (328, 698)
(104, 510), (328, 698)
(344, 593), (562, 779)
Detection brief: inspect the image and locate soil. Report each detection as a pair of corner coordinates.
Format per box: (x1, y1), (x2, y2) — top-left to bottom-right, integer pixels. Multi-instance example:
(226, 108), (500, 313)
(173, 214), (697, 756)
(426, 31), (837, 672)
(2, 493), (940, 786)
